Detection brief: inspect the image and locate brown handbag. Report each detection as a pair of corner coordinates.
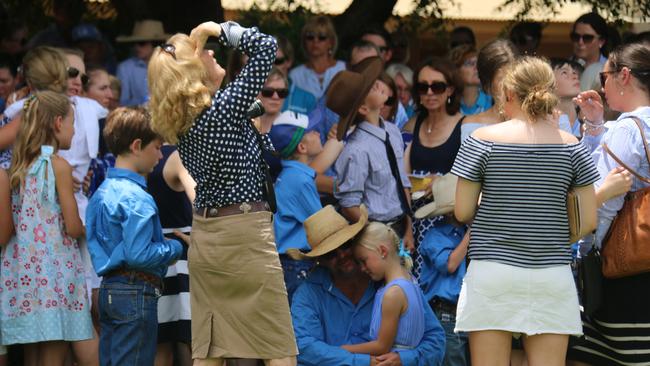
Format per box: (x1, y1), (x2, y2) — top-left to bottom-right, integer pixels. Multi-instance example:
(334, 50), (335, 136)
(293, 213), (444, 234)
(601, 117), (650, 279)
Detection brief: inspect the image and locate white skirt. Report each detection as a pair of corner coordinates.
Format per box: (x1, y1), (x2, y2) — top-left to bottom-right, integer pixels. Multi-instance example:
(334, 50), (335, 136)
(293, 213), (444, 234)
(455, 260), (582, 336)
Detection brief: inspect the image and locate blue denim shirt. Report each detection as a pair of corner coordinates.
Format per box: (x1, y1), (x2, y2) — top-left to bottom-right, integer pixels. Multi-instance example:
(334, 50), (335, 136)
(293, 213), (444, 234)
(273, 160), (322, 253)
(117, 57), (148, 106)
(291, 267), (446, 366)
(418, 223), (467, 303)
(86, 168), (183, 278)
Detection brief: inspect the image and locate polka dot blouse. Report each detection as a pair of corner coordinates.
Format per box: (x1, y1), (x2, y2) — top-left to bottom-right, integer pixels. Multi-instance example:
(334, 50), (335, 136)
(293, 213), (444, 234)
(178, 22), (277, 209)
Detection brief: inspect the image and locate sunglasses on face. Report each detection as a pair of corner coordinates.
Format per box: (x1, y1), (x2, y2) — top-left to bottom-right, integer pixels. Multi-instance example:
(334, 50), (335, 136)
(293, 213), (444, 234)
(599, 70), (617, 88)
(570, 32), (597, 44)
(320, 240), (355, 261)
(260, 87), (289, 98)
(274, 56), (287, 65)
(415, 81), (448, 95)
(67, 66), (89, 85)
(305, 32), (328, 42)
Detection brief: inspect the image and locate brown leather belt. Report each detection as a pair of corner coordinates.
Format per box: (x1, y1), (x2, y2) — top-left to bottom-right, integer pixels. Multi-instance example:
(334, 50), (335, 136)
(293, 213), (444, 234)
(195, 201), (270, 218)
(105, 268), (163, 289)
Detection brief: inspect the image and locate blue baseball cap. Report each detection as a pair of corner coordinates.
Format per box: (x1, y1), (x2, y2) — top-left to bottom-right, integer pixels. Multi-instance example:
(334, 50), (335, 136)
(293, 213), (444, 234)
(269, 111), (319, 158)
(72, 24), (103, 42)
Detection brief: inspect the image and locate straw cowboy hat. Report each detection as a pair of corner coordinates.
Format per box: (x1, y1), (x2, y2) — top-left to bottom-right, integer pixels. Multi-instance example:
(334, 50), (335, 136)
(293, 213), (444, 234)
(286, 205), (368, 260)
(116, 20), (171, 43)
(414, 174), (458, 219)
(326, 56), (384, 141)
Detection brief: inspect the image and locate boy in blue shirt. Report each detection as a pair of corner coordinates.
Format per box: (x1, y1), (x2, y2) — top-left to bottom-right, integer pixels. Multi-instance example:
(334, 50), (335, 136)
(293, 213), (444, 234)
(86, 107), (183, 366)
(269, 110), (324, 302)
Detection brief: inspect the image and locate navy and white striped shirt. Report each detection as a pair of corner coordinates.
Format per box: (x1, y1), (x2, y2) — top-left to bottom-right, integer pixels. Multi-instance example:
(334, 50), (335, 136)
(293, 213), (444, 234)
(451, 136), (599, 268)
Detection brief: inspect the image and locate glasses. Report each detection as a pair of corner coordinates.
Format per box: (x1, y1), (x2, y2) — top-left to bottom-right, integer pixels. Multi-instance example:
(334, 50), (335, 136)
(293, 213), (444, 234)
(274, 56), (287, 65)
(385, 96), (396, 106)
(305, 32), (328, 42)
(320, 240), (355, 261)
(67, 66), (89, 85)
(260, 87), (289, 98)
(570, 32), (597, 44)
(160, 44), (176, 59)
(415, 81), (448, 95)
(599, 70), (617, 88)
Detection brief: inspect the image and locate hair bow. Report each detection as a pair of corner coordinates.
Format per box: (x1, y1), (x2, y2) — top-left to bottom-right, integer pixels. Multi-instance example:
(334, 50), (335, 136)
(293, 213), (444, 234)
(398, 239), (411, 260)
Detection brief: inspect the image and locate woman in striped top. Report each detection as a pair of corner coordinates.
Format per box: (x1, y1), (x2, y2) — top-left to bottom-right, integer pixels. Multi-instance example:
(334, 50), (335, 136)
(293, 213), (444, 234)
(451, 57), (600, 366)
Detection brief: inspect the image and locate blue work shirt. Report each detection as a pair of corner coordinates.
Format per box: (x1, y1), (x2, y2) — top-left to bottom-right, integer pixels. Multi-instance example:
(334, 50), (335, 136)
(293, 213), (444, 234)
(273, 160), (322, 253)
(291, 267), (446, 366)
(86, 168), (183, 278)
(117, 57), (149, 106)
(418, 223), (467, 303)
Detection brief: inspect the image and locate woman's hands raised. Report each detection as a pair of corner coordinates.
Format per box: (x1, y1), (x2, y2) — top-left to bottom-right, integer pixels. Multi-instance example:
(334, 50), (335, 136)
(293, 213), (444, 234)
(190, 22), (222, 55)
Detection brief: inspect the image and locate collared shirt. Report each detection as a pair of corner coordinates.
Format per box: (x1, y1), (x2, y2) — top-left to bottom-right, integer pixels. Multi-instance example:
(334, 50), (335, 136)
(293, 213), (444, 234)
(274, 160), (322, 253)
(590, 106), (650, 248)
(291, 267), (446, 366)
(283, 81), (317, 115)
(335, 120), (411, 222)
(418, 223), (467, 303)
(86, 168), (183, 278)
(59, 96), (108, 223)
(117, 57), (149, 106)
(178, 22), (277, 209)
(460, 89), (493, 116)
(289, 61), (346, 100)
(558, 113), (582, 138)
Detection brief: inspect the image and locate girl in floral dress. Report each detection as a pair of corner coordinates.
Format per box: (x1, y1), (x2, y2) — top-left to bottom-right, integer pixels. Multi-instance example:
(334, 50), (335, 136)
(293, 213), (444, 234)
(2, 91), (93, 364)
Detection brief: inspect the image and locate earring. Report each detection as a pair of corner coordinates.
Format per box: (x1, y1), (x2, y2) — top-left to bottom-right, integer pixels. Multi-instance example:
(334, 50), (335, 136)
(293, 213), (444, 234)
(328, 48), (333, 56)
(620, 90), (624, 96)
(447, 96), (451, 105)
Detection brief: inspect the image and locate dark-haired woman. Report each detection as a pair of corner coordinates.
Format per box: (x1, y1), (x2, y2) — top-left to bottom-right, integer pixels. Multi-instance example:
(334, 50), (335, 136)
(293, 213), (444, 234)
(568, 42), (650, 366)
(571, 12), (609, 90)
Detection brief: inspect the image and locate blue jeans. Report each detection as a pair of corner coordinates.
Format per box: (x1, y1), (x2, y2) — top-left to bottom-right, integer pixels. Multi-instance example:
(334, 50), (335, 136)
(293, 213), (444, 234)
(434, 309), (469, 366)
(99, 275), (161, 366)
(280, 256), (313, 304)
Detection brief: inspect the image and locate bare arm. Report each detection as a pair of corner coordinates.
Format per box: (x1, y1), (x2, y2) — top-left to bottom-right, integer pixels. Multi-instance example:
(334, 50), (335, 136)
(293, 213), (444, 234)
(52, 155), (84, 238)
(341, 206), (361, 223)
(0, 169), (13, 246)
(163, 150), (196, 203)
(315, 174), (335, 195)
(341, 285), (405, 355)
(447, 230), (469, 274)
(0, 115), (21, 150)
(310, 138), (344, 174)
(403, 142), (412, 174)
(573, 183), (598, 234)
(454, 178), (482, 223)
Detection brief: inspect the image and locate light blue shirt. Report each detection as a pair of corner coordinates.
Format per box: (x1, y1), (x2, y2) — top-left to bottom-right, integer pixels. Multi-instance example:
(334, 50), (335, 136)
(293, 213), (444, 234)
(86, 168), (183, 278)
(558, 114), (582, 138)
(335, 121), (411, 221)
(291, 267), (446, 366)
(589, 106), (650, 248)
(283, 82), (317, 115)
(460, 89), (493, 116)
(309, 96), (340, 146)
(289, 61), (346, 100)
(418, 223), (467, 303)
(117, 57), (149, 106)
(273, 160), (322, 253)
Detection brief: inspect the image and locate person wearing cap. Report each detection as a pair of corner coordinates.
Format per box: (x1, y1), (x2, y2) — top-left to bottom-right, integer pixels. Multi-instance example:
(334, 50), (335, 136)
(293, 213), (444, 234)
(328, 56), (415, 252)
(290, 205), (446, 366)
(269, 110), (323, 302)
(116, 20), (170, 107)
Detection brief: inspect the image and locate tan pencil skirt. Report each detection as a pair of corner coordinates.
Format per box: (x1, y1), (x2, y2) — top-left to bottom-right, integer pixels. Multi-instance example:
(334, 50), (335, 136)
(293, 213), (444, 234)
(189, 211), (297, 359)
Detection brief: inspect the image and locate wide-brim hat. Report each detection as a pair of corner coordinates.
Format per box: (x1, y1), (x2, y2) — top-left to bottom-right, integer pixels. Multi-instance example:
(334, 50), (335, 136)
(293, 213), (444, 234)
(116, 20), (171, 43)
(326, 56), (384, 141)
(286, 205), (368, 260)
(414, 174), (459, 219)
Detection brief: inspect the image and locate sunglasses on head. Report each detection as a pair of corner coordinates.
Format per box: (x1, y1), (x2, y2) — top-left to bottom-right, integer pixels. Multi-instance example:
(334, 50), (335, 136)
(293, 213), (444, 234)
(305, 32), (328, 42)
(274, 56), (287, 65)
(415, 81), (448, 95)
(160, 44), (176, 59)
(67, 66), (89, 85)
(570, 32), (597, 44)
(260, 87), (289, 98)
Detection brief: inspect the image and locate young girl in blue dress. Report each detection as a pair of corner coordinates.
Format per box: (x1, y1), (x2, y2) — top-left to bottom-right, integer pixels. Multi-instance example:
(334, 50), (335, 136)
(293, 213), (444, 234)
(2, 91), (93, 364)
(342, 222), (426, 354)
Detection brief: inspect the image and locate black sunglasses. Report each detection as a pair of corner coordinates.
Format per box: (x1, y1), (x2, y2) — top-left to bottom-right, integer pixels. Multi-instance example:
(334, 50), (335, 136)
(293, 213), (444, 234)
(320, 240), (355, 261)
(160, 44), (177, 59)
(261, 87), (289, 98)
(415, 81), (448, 95)
(570, 32), (597, 44)
(305, 32), (328, 42)
(67, 66), (89, 85)
(274, 56), (287, 65)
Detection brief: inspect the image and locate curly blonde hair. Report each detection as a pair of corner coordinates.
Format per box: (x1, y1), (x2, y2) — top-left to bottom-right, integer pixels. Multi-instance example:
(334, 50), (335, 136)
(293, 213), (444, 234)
(501, 56), (558, 120)
(9, 91), (71, 189)
(355, 222), (413, 272)
(148, 34), (212, 143)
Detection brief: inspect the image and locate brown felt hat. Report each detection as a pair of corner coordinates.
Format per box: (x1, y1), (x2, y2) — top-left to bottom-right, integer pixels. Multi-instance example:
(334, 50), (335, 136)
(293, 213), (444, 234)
(116, 20), (171, 43)
(326, 56), (384, 140)
(286, 205), (368, 260)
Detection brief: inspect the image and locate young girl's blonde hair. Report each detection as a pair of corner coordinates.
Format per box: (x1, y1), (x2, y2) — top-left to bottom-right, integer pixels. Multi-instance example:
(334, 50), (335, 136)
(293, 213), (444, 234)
(22, 46), (68, 93)
(148, 33), (213, 143)
(9, 91), (71, 189)
(356, 222), (413, 272)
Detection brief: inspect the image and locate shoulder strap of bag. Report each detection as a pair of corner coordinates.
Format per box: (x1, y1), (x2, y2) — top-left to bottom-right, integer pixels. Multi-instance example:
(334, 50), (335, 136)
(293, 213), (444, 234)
(602, 116), (650, 184)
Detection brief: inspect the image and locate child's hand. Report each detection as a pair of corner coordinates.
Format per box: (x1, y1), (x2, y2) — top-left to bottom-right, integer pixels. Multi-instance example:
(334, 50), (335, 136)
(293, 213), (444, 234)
(375, 352), (402, 366)
(340, 344), (353, 352)
(173, 230), (192, 246)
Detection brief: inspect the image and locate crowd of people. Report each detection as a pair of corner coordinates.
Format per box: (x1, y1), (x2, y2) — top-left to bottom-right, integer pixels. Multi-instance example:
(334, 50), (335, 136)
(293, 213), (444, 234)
(0, 3), (649, 366)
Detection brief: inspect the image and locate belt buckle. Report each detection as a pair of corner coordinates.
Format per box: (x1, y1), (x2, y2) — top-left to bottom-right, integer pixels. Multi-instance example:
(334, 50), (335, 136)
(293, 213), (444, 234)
(208, 207), (218, 217)
(240, 202), (252, 214)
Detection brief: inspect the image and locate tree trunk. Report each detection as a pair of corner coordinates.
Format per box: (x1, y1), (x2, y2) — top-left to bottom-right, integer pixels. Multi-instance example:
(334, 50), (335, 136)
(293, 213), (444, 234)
(333, 0), (398, 50)
(112, 0), (224, 34)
